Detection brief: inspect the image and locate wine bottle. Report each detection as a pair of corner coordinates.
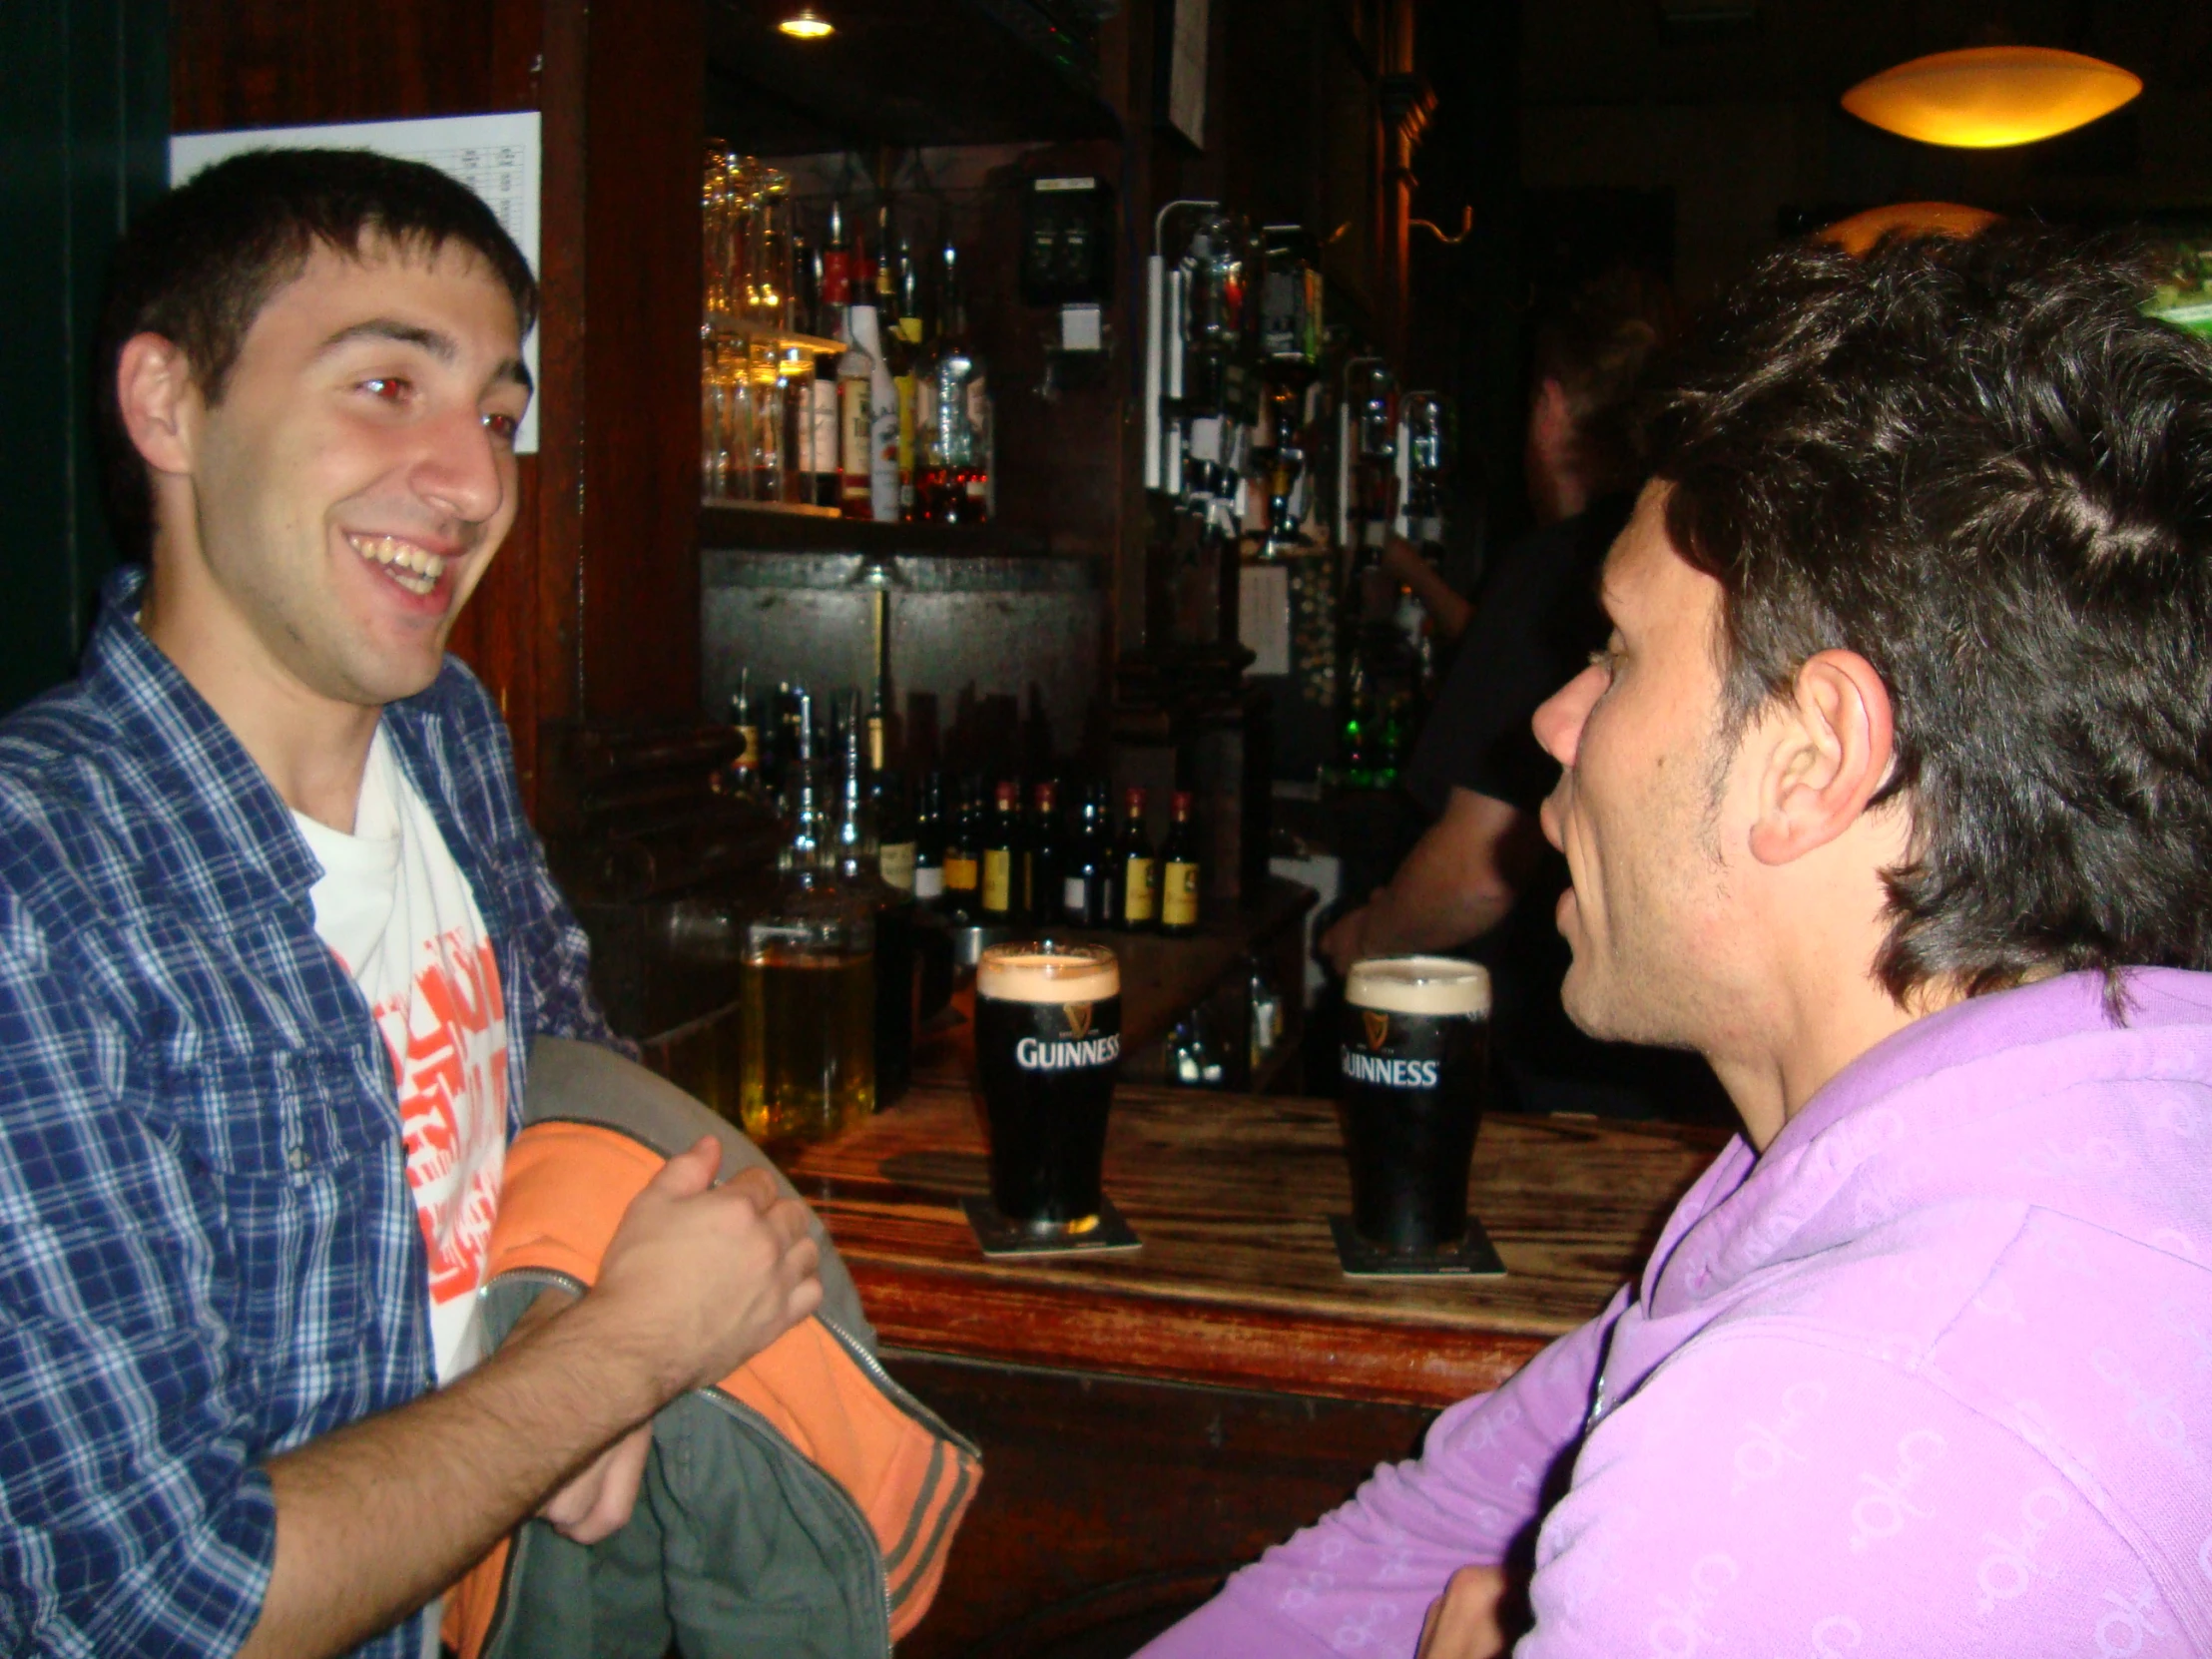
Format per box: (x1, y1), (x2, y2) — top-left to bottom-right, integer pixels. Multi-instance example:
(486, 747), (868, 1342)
(980, 780), (1023, 922)
(1160, 790), (1202, 936)
(1106, 787), (1158, 932)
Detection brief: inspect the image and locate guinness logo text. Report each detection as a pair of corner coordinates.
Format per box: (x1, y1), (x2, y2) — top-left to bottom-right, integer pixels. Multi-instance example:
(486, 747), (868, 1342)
(1340, 1049), (1440, 1090)
(1016, 1033), (1122, 1072)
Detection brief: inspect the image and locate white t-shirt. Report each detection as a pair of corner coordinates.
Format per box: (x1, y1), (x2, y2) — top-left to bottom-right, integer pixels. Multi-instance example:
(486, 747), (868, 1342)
(294, 727), (510, 1388)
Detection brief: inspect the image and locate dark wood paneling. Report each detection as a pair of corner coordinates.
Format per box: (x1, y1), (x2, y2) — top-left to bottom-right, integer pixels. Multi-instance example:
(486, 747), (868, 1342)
(887, 1351), (1435, 1659)
(171, 5), (501, 131)
(576, 0), (705, 722)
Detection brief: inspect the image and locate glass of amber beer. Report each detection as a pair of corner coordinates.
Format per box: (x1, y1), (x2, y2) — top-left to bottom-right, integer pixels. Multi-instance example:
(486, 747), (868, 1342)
(973, 941), (1122, 1229)
(1337, 956), (1491, 1252)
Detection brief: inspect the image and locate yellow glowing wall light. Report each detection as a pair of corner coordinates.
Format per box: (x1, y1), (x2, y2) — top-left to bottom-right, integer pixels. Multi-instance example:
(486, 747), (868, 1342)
(1842, 46), (2141, 149)
(778, 7), (835, 38)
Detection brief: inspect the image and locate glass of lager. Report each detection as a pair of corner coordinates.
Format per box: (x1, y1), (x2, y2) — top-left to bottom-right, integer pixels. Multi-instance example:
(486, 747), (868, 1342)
(1338, 955), (1491, 1253)
(973, 941), (1123, 1229)
(738, 897), (875, 1148)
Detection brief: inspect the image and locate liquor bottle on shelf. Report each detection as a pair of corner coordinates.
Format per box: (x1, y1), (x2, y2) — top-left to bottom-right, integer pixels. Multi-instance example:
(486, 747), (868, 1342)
(865, 220), (901, 523)
(915, 244), (989, 525)
(892, 237), (925, 521)
(802, 245), (841, 508)
(980, 781), (1023, 923)
(939, 775), (982, 922)
(873, 768), (916, 895)
(830, 703), (914, 1110)
(821, 199), (852, 323)
(912, 770), (948, 907)
(776, 687), (827, 872)
(715, 668), (764, 804)
(1061, 782), (1110, 925)
(741, 704), (875, 1146)
(1022, 780), (1060, 923)
(730, 667), (761, 772)
(1403, 392), (1446, 546)
(838, 236), (882, 522)
(1105, 787), (1159, 933)
(1160, 791), (1202, 936)
(1178, 213), (1238, 426)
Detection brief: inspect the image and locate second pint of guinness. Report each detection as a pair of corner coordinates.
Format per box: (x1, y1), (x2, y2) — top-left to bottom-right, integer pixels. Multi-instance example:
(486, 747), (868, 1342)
(1338, 955), (1491, 1252)
(974, 942), (1122, 1228)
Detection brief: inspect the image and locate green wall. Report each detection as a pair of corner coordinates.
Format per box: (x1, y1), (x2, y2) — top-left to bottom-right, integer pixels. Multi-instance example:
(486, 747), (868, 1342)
(0, 0), (167, 714)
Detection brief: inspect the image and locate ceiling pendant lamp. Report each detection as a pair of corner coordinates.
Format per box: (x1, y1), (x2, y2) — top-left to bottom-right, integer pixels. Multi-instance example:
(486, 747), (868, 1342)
(1842, 46), (2141, 149)
(777, 6), (835, 39)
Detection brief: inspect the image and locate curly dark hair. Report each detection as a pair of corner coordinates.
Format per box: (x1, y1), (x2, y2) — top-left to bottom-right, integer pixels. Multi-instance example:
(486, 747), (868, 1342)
(1651, 226), (2212, 1001)
(96, 147), (540, 559)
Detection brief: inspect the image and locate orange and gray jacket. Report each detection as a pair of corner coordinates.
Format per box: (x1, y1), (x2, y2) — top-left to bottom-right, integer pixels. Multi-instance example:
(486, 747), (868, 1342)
(442, 1038), (980, 1659)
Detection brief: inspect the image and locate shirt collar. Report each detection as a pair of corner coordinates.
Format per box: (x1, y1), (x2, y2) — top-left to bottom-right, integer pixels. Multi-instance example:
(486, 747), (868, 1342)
(82, 565), (324, 920)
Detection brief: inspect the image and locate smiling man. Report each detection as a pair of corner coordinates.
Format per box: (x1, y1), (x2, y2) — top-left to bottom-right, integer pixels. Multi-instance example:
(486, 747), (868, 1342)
(1141, 227), (2212, 1656)
(0, 151), (823, 1657)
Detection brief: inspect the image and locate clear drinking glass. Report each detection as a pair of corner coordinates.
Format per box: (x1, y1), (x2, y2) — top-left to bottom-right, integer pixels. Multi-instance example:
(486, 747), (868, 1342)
(738, 890), (876, 1147)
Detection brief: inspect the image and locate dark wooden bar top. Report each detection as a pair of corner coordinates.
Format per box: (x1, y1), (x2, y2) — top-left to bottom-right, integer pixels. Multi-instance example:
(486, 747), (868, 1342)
(782, 1085), (1731, 1409)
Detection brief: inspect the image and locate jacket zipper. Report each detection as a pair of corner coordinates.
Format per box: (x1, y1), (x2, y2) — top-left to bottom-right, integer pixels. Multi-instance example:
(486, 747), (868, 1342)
(696, 1383), (895, 1656)
(817, 1312), (983, 1461)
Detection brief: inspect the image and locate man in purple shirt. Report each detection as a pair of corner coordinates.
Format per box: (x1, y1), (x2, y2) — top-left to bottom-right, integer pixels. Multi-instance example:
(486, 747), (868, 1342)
(1143, 228), (2212, 1655)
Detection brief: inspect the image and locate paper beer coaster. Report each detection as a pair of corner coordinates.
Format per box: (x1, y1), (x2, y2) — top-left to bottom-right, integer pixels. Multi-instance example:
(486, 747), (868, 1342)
(961, 1194), (1142, 1258)
(1330, 1215), (1505, 1279)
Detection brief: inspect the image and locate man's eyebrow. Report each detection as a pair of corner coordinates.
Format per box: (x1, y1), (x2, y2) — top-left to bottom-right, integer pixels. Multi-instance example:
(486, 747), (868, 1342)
(316, 318), (531, 398)
(315, 317), (458, 363)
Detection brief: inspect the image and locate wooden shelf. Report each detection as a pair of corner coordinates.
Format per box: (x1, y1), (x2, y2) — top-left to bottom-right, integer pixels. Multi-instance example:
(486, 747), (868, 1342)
(700, 497), (843, 520)
(700, 501), (1052, 556)
(703, 320), (846, 355)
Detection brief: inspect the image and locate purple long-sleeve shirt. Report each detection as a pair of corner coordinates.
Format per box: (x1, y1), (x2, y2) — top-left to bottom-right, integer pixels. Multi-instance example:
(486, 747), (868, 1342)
(1142, 970), (2212, 1657)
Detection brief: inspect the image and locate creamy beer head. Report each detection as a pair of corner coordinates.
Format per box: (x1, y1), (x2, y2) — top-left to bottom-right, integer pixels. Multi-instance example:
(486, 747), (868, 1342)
(1346, 955), (1490, 1019)
(977, 941), (1121, 1003)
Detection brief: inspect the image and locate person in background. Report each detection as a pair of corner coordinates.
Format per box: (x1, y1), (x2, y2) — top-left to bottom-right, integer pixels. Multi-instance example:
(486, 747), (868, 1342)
(1145, 225), (2212, 1656)
(1322, 267), (1722, 1119)
(0, 150), (821, 1657)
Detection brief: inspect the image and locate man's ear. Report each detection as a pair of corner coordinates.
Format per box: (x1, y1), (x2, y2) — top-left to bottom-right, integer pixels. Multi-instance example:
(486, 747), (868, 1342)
(1746, 649), (1896, 866)
(115, 333), (200, 477)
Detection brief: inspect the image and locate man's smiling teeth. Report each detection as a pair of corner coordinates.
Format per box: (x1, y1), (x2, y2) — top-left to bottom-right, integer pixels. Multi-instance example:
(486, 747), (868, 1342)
(347, 533), (446, 597)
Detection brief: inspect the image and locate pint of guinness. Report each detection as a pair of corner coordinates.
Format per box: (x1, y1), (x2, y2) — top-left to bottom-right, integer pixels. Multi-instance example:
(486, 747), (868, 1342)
(1338, 956), (1491, 1252)
(974, 942), (1122, 1228)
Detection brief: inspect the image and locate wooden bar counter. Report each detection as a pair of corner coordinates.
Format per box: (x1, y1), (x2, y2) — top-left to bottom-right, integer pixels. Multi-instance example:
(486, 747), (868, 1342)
(780, 1086), (1730, 1657)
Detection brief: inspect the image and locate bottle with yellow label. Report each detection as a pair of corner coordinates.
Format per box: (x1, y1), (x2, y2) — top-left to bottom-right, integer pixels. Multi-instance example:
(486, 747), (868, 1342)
(1160, 790), (1201, 935)
(940, 776), (982, 923)
(1106, 786), (1158, 932)
(981, 780), (1022, 921)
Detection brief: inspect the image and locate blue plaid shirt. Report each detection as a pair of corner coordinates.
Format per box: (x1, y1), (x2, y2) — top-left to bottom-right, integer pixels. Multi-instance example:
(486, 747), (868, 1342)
(0, 568), (617, 1657)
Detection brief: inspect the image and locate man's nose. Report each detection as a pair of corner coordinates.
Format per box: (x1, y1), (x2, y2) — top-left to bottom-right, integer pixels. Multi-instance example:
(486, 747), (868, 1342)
(1532, 663), (1604, 771)
(413, 406), (505, 525)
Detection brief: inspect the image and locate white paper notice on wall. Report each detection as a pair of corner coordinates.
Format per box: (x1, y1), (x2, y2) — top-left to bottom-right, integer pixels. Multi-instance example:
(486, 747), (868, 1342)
(170, 112), (544, 454)
(1239, 563), (1292, 677)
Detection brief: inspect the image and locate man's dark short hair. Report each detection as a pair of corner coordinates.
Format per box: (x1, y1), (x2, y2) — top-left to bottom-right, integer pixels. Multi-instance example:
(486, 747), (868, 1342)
(96, 147), (540, 558)
(1530, 267), (1681, 497)
(1651, 226), (2212, 1000)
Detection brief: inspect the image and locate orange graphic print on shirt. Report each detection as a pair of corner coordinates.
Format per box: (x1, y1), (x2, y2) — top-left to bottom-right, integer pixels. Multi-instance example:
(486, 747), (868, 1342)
(370, 929), (510, 1309)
